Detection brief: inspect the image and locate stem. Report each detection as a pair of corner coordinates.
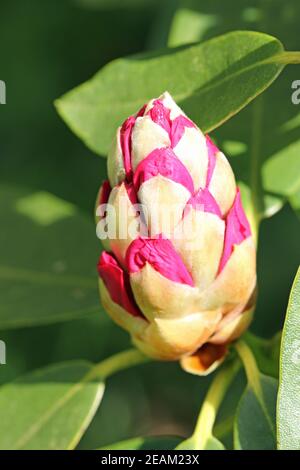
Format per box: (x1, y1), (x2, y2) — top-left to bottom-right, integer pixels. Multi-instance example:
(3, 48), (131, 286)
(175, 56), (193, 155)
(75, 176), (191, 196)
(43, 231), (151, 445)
(193, 360), (240, 449)
(272, 51), (300, 65)
(234, 340), (262, 398)
(85, 349), (150, 382)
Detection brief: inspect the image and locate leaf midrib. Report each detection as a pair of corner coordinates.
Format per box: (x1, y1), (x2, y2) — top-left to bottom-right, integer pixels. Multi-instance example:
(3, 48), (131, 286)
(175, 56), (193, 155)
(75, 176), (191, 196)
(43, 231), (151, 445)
(13, 368), (103, 450)
(256, 387), (277, 440)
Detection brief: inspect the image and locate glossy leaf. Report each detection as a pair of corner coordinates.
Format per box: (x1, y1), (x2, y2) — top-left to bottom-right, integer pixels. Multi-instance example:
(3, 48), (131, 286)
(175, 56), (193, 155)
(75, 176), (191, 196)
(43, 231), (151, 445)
(0, 361), (104, 450)
(277, 267), (300, 449)
(234, 374), (278, 450)
(100, 436), (181, 450)
(56, 31), (295, 157)
(0, 185), (101, 329)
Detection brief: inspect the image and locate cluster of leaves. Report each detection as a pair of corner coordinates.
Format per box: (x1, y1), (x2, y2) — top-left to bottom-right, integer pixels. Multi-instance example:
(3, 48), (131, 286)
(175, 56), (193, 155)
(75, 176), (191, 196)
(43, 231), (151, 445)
(0, 0), (299, 450)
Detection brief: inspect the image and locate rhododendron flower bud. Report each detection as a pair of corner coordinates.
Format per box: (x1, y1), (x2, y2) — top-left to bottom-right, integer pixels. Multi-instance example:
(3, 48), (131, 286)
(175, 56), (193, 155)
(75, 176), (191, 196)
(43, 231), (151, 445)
(96, 92), (256, 375)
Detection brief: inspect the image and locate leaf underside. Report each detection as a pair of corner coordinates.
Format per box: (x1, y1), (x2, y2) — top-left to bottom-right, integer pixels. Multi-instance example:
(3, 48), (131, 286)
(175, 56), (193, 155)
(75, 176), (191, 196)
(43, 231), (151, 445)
(277, 267), (300, 450)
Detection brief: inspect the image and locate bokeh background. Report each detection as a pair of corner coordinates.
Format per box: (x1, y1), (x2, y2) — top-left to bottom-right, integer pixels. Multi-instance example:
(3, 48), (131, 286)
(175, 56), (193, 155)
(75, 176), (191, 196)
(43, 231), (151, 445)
(0, 0), (299, 448)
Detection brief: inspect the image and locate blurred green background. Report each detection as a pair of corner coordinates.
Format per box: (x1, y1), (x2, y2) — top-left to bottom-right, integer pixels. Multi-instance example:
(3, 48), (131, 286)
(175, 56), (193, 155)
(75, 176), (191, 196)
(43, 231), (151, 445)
(0, 0), (299, 448)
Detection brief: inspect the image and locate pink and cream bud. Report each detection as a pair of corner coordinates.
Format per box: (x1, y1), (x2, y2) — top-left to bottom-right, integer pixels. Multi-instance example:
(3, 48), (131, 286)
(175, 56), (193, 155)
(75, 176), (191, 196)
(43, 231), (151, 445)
(96, 91), (256, 375)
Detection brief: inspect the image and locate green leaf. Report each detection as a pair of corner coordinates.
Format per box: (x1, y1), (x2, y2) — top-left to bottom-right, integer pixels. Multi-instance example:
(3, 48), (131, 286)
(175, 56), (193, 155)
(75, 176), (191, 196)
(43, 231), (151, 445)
(277, 267), (300, 450)
(0, 361), (104, 450)
(56, 30), (297, 157)
(176, 434), (224, 450)
(0, 185), (100, 329)
(262, 140), (300, 197)
(100, 436), (181, 450)
(234, 374), (278, 450)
